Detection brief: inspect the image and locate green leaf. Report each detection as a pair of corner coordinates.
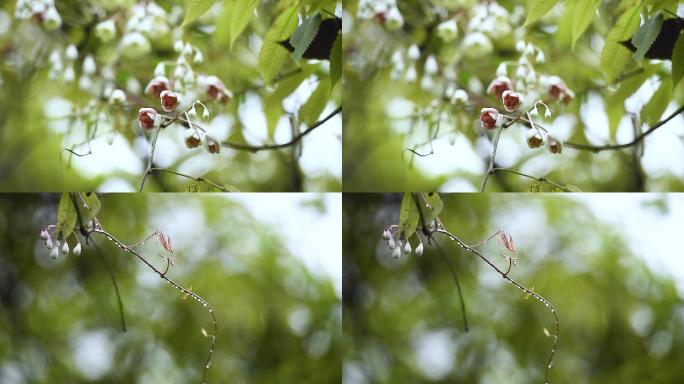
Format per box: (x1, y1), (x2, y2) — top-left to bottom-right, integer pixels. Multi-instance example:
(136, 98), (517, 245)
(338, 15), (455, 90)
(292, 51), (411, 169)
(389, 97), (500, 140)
(78, 192), (101, 224)
(555, 1), (576, 47)
(290, 13), (322, 62)
(263, 68), (314, 138)
(298, 77), (330, 126)
(398, 193), (420, 240)
(605, 66), (657, 137)
(181, 0), (216, 28)
(417, 192), (443, 225)
(329, 34), (342, 90)
(258, 6), (299, 84)
(56, 193), (77, 240)
(672, 33), (684, 87)
(600, 5), (641, 81)
(631, 13), (664, 62)
(641, 79), (672, 126)
(572, 0), (600, 49)
(218, 0), (259, 50)
(523, 0), (561, 27)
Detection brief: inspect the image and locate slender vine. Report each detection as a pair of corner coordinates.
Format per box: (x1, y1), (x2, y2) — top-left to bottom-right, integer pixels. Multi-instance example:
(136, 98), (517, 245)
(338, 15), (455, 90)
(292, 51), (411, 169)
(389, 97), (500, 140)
(40, 193), (218, 383)
(383, 193), (560, 383)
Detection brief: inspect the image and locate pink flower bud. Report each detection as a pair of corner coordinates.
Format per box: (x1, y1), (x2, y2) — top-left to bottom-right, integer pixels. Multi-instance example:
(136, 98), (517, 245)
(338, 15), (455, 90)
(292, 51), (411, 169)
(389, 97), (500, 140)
(546, 134), (563, 154)
(502, 90), (522, 112)
(480, 108), (500, 130)
(525, 129), (543, 148)
(184, 129), (201, 148)
(160, 90), (181, 112)
(205, 136), (221, 154)
(562, 88), (575, 104)
(204, 76), (232, 103)
(138, 108), (159, 130)
(144, 76), (171, 97)
(415, 242), (424, 256)
(487, 76), (512, 99)
(392, 243), (402, 259)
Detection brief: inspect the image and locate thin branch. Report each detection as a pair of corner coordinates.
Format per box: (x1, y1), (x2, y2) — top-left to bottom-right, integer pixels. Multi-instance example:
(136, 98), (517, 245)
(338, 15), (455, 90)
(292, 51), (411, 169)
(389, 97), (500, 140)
(432, 228), (559, 384)
(541, 105), (684, 153)
(147, 167), (236, 192)
(91, 240), (127, 332)
(219, 106), (341, 152)
(491, 168), (573, 192)
(138, 126), (162, 192)
(92, 228), (217, 384)
(480, 127), (504, 192)
(433, 238), (469, 332)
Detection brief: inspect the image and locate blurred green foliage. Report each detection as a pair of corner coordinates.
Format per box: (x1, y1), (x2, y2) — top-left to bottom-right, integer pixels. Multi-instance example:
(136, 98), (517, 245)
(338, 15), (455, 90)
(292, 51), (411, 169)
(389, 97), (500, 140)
(0, 194), (341, 383)
(343, 194), (684, 383)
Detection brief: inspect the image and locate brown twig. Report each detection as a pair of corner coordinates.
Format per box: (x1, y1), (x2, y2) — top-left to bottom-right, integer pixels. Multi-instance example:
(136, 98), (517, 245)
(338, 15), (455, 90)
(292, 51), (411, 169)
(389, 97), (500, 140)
(91, 228), (217, 384)
(147, 167), (236, 192)
(218, 106), (341, 152)
(431, 228), (559, 384)
(540, 105), (684, 153)
(491, 168), (573, 192)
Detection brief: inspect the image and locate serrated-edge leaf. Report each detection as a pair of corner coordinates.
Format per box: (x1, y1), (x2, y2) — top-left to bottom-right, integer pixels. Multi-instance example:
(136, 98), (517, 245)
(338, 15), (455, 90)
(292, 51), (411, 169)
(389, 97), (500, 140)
(632, 13), (664, 62)
(523, 0), (561, 27)
(224, 0), (259, 50)
(672, 33), (684, 86)
(299, 77), (330, 126)
(182, 0), (216, 28)
(290, 13), (322, 62)
(572, 0), (600, 49)
(56, 193), (77, 240)
(258, 6), (299, 83)
(600, 5), (641, 81)
(641, 79), (672, 126)
(329, 34), (342, 90)
(399, 193), (420, 240)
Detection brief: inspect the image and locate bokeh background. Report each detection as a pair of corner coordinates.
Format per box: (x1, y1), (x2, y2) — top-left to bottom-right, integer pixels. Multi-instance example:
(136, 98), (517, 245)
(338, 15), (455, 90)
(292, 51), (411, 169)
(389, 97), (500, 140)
(343, 193), (684, 383)
(0, 193), (341, 383)
(342, 0), (684, 192)
(0, 0), (341, 192)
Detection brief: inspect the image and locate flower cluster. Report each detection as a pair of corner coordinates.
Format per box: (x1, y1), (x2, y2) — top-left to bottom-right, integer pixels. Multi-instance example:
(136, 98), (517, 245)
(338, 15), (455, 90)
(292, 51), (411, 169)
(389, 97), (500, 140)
(118, 2), (172, 59)
(476, 42), (573, 154)
(461, 2), (522, 59)
(492, 41), (575, 103)
(39, 225), (81, 260)
(137, 42), (232, 154)
(381, 225), (424, 259)
(15, 0), (61, 30)
(146, 40), (233, 103)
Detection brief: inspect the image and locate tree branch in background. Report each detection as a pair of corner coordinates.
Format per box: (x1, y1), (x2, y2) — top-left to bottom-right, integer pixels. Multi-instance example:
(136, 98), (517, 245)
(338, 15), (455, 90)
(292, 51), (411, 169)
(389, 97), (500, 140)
(138, 125), (162, 192)
(146, 167), (236, 192)
(480, 126), (504, 192)
(430, 227), (560, 384)
(91, 227), (217, 384)
(218, 106), (341, 152)
(491, 167), (573, 192)
(540, 105), (684, 153)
